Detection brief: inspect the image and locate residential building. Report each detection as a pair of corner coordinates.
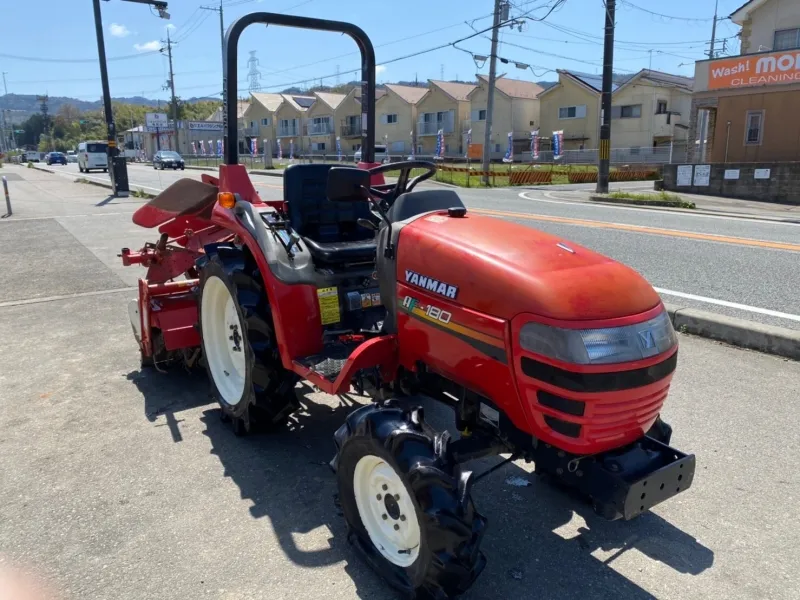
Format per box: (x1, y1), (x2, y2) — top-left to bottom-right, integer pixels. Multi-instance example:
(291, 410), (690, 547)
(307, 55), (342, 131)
(375, 84), (428, 154)
(537, 70), (605, 150)
(466, 74), (543, 158)
(689, 0), (800, 162)
(274, 94), (315, 154)
(538, 69), (693, 152)
(415, 80), (476, 155)
(241, 92), (284, 152)
(607, 70), (693, 148)
(303, 90), (363, 154)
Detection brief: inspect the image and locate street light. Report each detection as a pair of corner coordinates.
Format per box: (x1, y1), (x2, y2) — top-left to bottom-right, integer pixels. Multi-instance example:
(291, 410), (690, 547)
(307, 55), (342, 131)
(93, 0), (169, 197)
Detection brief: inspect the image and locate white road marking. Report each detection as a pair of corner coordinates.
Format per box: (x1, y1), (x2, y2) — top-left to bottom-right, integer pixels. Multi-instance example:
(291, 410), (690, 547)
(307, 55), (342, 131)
(655, 288), (800, 323)
(517, 191), (800, 227)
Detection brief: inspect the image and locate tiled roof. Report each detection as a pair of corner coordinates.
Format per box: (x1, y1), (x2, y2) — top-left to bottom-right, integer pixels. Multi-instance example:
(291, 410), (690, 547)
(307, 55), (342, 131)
(477, 74), (544, 99)
(250, 92), (284, 112)
(565, 71), (619, 93)
(314, 92), (347, 110)
(429, 80), (476, 101)
(385, 84), (428, 104)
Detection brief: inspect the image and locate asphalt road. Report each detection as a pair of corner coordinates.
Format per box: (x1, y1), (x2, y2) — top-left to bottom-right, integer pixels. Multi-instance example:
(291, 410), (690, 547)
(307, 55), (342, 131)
(1, 165), (799, 599)
(43, 162), (800, 331)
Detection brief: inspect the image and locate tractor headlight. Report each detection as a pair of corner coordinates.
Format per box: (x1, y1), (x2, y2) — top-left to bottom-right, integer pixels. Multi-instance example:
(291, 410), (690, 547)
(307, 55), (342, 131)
(519, 310), (677, 365)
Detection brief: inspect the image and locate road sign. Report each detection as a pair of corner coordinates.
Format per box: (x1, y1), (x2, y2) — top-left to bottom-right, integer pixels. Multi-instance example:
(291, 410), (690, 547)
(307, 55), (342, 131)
(145, 112), (169, 129)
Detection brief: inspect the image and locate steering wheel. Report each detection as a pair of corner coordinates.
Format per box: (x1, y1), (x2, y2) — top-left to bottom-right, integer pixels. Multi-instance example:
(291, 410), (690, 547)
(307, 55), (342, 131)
(365, 160), (437, 204)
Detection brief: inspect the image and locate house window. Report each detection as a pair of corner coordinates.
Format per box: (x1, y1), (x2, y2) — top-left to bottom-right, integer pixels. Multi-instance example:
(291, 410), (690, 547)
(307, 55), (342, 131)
(386, 113), (398, 124)
(249, 120), (255, 128)
(611, 104), (642, 119)
(774, 28), (800, 50)
(745, 110), (764, 145)
(312, 142), (326, 151)
(261, 118), (271, 126)
(478, 109), (487, 121)
(656, 100), (668, 114)
(558, 105), (587, 119)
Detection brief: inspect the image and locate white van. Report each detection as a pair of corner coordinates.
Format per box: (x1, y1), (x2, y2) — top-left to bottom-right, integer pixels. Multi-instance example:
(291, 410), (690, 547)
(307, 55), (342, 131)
(78, 141), (108, 173)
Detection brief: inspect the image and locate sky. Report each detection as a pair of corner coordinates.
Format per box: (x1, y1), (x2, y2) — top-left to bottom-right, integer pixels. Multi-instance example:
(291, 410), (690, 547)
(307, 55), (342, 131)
(1, 0), (747, 103)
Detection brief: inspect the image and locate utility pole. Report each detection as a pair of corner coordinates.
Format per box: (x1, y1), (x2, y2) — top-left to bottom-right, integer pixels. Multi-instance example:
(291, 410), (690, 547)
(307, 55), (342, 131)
(708, 0), (719, 58)
(92, 0), (168, 197)
(0, 73), (8, 153)
(201, 0), (224, 71)
(163, 30), (179, 151)
(596, 0), (616, 194)
(481, 0), (503, 185)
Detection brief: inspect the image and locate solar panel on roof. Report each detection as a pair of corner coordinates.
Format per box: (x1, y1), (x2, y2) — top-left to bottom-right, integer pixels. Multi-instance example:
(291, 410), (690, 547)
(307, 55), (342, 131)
(294, 96), (315, 108)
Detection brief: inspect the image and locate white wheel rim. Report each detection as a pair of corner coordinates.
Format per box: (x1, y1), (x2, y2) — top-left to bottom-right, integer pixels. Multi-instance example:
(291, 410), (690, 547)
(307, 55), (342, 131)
(353, 455), (421, 567)
(201, 275), (247, 405)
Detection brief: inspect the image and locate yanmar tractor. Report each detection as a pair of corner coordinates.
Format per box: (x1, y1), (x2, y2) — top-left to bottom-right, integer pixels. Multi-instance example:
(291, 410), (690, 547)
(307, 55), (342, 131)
(121, 12), (695, 599)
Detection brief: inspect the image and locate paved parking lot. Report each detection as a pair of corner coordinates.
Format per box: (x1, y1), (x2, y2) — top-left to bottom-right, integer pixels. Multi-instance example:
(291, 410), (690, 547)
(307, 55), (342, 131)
(1, 166), (798, 600)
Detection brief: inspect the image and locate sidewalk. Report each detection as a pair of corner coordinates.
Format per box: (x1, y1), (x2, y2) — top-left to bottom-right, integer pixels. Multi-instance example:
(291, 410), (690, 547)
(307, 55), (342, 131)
(0, 164), (146, 219)
(543, 181), (800, 223)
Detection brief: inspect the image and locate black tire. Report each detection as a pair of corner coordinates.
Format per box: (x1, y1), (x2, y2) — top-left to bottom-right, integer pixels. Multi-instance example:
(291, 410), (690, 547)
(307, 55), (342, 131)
(333, 403), (487, 599)
(197, 248), (298, 435)
(646, 415), (673, 445)
(103, 168), (108, 173)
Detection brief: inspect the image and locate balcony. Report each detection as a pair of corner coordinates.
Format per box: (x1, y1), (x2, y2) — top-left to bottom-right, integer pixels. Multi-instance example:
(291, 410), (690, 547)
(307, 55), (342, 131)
(277, 125), (304, 138)
(417, 121), (454, 136)
(242, 126), (259, 137)
(341, 119), (362, 137)
(308, 122), (333, 136)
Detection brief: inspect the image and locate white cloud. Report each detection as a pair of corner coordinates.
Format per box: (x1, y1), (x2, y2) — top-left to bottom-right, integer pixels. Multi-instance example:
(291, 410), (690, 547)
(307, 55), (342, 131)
(110, 23), (131, 38)
(134, 40), (161, 52)
(166, 24), (176, 30)
(376, 65), (387, 75)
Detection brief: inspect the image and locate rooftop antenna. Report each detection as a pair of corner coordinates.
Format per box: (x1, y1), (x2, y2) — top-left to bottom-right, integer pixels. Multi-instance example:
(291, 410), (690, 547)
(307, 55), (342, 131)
(440, 64), (444, 80)
(336, 65), (341, 85)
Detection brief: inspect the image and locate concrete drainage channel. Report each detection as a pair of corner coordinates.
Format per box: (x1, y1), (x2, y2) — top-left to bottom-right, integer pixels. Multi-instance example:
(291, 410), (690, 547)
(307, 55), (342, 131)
(25, 164), (800, 361)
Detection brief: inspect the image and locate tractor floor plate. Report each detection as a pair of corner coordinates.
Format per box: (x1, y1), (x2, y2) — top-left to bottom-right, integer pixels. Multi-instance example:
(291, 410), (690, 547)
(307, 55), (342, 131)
(296, 343), (359, 381)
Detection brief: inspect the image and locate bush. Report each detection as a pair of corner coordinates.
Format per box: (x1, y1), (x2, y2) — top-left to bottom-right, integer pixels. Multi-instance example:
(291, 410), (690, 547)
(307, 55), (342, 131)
(600, 190), (696, 209)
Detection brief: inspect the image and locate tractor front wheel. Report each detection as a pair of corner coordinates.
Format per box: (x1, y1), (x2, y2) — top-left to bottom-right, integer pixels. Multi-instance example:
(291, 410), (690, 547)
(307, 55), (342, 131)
(333, 403), (487, 599)
(198, 252), (298, 434)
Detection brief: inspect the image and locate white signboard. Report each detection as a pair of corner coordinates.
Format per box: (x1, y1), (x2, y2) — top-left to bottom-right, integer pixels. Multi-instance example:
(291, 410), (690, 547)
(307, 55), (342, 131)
(754, 168), (771, 179)
(676, 165), (693, 186)
(145, 112), (168, 128)
(724, 169), (740, 180)
(187, 121), (223, 131)
(693, 164), (711, 186)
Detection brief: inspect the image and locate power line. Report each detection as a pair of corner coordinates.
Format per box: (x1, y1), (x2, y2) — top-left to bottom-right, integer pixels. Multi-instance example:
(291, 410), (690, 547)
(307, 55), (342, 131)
(618, 0), (715, 23)
(0, 50), (160, 64)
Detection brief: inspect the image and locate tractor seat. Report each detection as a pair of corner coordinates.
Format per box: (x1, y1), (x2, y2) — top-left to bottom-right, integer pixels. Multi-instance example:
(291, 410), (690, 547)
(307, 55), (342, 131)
(301, 237), (377, 263)
(284, 163), (376, 264)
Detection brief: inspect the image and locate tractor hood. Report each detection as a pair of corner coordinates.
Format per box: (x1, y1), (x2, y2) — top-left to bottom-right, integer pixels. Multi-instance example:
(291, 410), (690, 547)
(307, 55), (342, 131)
(397, 211), (661, 322)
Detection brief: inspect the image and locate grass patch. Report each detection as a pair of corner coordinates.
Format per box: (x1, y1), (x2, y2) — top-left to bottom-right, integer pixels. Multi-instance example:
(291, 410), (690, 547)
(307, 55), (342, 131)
(599, 191), (696, 209)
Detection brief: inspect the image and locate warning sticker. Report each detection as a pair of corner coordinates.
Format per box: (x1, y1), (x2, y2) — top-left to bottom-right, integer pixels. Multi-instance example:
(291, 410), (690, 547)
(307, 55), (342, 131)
(317, 287), (340, 325)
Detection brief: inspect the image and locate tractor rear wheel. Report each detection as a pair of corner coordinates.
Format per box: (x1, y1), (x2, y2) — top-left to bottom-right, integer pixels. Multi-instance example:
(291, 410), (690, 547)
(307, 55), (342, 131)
(198, 252), (298, 434)
(333, 403), (487, 599)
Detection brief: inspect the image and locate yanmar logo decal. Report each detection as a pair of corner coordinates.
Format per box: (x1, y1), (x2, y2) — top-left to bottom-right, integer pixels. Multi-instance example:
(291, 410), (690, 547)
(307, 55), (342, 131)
(405, 270), (458, 299)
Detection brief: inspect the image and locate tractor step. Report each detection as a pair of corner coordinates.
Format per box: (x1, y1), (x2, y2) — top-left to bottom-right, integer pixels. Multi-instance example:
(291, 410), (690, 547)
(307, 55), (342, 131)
(296, 342), (360, 381)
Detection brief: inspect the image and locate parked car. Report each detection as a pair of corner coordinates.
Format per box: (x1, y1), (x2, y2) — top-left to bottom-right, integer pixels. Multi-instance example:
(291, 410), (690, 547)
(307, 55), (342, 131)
(23, 150), (42, 163)
(46, 152), (68, 166)
(78, 141), (108, 173)
(153, 150), (185, 170)
(66, 150), (78, 163)
(353, 144), (388, 163)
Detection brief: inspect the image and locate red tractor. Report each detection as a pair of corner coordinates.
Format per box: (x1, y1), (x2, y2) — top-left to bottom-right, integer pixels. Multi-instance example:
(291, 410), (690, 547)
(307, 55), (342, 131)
(121, 13), (695, 599)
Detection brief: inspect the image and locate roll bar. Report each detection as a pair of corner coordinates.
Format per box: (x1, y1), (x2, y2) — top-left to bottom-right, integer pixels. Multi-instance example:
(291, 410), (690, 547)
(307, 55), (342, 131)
(223, 13), (376, 165)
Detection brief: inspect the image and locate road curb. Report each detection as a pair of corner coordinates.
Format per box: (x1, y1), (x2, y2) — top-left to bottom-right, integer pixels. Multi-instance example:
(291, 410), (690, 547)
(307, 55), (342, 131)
(31, 164), (55, 174)
(664, 302), (799, 361)
(589, 194), (695, 209)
